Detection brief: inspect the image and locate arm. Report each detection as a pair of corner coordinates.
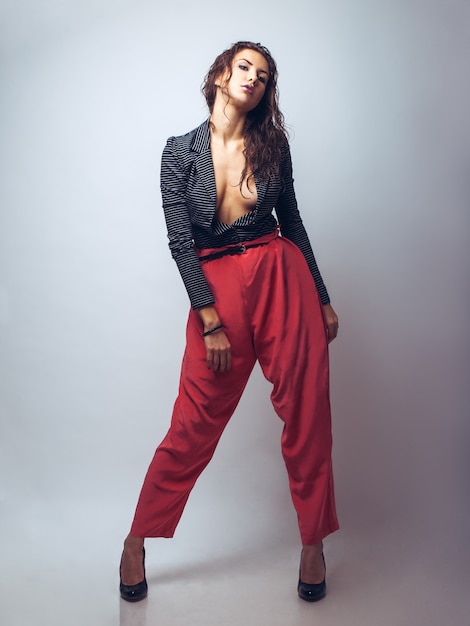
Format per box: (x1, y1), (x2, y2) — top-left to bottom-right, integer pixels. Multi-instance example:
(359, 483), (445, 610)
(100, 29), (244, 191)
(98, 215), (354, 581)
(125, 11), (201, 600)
(275, 145), (339, 343)
(160, 136), (215, 310)
(160, 137), (232, 368)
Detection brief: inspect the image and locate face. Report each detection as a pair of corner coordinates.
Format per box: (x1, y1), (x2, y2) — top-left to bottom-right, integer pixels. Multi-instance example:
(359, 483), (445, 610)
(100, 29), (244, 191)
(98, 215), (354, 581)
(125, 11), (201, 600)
(218, 49), (270, 111)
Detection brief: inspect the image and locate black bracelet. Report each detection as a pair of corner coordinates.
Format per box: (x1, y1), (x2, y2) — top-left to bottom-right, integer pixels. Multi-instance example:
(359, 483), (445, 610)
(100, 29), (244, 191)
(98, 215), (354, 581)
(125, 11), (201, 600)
(201, 324), (223, 337)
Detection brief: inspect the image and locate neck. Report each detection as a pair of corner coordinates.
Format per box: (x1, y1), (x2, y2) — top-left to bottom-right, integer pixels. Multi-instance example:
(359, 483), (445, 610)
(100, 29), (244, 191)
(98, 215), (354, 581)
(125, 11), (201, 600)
(209, 100), (246, 144)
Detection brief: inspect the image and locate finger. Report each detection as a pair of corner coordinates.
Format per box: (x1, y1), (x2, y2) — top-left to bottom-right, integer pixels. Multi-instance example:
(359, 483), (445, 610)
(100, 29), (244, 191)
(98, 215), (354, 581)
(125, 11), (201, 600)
(206, 348), (214, 370)
(218, 352), (228, 372)
(211, 350), (220, 371)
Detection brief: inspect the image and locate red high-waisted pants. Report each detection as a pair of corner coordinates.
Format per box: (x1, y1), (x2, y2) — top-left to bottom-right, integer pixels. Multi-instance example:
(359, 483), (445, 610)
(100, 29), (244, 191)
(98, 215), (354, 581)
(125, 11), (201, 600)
(130, 229), (339, 545)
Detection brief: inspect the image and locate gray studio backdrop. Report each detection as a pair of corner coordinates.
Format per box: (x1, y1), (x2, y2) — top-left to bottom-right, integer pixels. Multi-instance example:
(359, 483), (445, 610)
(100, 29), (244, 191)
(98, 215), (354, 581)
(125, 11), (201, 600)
(0, 0), (469, 621)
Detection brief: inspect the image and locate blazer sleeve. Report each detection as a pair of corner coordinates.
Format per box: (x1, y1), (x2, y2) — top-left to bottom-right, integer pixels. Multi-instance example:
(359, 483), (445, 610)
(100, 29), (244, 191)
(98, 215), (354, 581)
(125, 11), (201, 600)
(275, 144), (331, 305)
(160, 136), (216, 310)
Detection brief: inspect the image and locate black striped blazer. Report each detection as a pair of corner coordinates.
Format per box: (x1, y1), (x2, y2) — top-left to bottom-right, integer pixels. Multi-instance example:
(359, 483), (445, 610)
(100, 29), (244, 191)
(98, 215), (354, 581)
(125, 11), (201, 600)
(161, 119), (329, 309)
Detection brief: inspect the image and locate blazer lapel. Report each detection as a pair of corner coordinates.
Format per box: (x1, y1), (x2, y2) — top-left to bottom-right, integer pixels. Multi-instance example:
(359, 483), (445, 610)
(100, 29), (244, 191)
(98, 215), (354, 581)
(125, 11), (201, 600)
(191, 120), (217, 210)
(254, 173), (268, 211)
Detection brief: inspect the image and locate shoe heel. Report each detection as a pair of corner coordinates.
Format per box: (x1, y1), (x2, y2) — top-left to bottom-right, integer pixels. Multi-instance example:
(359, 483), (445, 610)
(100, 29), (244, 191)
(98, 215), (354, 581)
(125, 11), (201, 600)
(297, 552), (326, 602)
(120, 547), (148, 602)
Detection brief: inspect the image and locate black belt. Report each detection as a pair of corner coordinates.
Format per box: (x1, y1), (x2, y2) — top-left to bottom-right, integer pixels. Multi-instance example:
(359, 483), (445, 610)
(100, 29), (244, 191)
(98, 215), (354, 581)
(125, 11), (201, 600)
(198, 241), (269, 262)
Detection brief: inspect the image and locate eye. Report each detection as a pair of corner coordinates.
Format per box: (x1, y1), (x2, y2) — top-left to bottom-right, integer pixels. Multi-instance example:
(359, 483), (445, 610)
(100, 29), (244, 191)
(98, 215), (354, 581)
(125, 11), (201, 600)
(258, 75), (266, 84)
(238, 64), (248, 71)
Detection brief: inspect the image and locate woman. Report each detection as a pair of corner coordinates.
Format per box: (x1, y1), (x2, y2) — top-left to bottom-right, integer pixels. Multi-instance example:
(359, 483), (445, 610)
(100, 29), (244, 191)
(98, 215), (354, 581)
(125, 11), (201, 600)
(119, 41), (339, 603)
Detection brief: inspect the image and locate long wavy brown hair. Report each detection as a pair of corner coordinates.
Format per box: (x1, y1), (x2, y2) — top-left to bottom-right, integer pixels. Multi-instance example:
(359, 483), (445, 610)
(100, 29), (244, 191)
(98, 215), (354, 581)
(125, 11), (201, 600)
(202, 41), (288, 186)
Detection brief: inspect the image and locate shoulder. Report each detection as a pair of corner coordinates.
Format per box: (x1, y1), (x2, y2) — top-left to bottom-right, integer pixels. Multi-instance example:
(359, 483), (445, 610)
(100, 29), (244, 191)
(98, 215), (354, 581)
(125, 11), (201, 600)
(161, 120), (209, 178)
(167, 127), (197, 149)
(165, 119), (210, 154)
(278, 138), (293, 175)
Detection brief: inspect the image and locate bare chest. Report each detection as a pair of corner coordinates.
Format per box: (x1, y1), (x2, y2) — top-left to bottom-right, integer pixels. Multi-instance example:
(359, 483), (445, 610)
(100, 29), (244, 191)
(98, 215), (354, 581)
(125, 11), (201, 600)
(211, 141), (258, 224)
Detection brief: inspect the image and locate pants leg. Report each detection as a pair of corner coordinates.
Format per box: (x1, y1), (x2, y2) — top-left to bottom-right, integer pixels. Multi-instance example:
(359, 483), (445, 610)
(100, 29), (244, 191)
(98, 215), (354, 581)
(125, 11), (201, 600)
(130, 261), (257, 538)
(241, 236), (339, 545)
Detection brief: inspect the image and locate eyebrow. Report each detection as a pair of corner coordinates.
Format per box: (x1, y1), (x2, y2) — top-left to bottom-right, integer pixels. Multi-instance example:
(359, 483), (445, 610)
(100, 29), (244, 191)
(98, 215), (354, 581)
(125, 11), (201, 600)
(239, 58), (269, 75)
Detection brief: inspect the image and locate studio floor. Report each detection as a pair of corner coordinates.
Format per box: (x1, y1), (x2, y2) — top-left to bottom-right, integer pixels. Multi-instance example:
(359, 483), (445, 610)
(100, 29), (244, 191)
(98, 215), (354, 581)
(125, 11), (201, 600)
(1, 499), (467, 626)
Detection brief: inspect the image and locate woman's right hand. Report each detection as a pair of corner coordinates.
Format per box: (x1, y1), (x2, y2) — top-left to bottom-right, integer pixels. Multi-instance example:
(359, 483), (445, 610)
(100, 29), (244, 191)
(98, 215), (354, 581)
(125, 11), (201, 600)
(197, 305), (232, 372)
(203, 329), (232, 372)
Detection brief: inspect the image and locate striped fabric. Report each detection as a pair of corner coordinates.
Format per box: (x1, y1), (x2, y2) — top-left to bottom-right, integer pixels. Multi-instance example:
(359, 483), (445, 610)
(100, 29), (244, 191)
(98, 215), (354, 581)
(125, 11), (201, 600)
(160, 119), (330, 309)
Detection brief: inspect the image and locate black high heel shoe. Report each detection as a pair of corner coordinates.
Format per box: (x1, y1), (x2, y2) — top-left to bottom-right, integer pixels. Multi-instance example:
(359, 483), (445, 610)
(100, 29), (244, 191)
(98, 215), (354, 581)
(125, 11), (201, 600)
(297, 551), (326, 602)
(120, 547), (148, 602)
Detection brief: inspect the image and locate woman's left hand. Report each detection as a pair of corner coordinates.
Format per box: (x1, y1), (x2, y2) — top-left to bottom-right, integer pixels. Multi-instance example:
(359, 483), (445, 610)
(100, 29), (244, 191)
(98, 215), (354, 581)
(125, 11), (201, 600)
(322, 304), (339, 343)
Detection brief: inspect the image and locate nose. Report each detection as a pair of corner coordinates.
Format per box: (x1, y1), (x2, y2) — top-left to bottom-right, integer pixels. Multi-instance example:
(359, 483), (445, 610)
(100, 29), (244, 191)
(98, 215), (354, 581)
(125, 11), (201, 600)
(248, 69), (258, 84)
